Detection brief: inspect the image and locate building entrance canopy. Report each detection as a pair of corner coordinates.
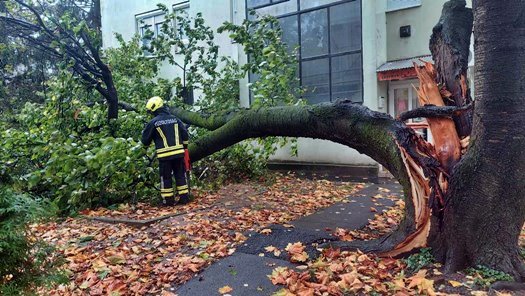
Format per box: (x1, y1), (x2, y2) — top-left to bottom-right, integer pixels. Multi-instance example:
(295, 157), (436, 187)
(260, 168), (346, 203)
(377, 55), (433, 81)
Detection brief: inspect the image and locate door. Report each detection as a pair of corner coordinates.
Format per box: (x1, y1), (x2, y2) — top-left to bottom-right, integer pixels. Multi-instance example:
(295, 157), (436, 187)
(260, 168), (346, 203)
(388, 80), (419, 120)
(389, 80), (431, 141)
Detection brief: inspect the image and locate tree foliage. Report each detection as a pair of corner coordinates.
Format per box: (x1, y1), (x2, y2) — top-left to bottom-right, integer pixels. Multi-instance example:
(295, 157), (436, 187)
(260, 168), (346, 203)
(1, 0), (120, 119)
(0, 7), (302, 209)
(0, 187), (65, 294)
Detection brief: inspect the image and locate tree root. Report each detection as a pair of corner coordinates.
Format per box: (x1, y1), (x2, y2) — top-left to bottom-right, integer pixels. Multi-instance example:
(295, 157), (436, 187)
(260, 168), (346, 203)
(490, 281), (525, 292)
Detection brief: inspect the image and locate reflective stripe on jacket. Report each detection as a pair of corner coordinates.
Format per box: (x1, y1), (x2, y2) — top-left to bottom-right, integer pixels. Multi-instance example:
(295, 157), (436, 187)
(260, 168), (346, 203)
(141, 109), (189, 159)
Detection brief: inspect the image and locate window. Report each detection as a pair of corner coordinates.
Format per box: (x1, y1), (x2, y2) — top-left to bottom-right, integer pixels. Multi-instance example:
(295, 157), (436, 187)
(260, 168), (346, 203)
(278, 15), (298, 53)
(300, 0), (344, 10)
(387, 0), (421, 12)
(173, 2), (190, 40)
(136, 11), (165, 56)
(247, 0), (289, 9)
(300, 1), (362, 104)
(247, 0), (362, 104)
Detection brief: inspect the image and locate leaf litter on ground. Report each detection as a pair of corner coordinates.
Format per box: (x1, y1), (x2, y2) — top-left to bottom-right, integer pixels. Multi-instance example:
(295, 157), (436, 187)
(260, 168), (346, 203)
(32, 173), (358, 295)
(270, 193), (525, 296)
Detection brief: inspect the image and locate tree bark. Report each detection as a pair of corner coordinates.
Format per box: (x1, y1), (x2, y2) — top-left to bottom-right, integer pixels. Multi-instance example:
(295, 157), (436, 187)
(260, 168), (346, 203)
(430, 0), (473, 138)
(431, 0), (525, 280)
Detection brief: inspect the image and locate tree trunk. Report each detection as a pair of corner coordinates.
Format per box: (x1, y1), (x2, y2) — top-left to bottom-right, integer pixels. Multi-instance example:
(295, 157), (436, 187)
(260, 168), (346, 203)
(102, 67), (119, 120)
(430, 0), (525, 279)
(177, 101), (445, 253)
(90, 0), (102, 32)
(429, 0), (473, 137)
(106, 86), (118, 120)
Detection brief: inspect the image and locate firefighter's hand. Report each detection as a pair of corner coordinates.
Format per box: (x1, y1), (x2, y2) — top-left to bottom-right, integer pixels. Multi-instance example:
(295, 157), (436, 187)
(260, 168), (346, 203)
(184, 149), (191, 171)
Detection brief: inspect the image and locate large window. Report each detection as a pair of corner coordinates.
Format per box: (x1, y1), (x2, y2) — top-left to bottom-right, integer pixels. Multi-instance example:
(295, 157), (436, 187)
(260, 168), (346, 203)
(136, 2), (189, 56)
(136, 11), (165, 56)
(246, 0), (362, 104)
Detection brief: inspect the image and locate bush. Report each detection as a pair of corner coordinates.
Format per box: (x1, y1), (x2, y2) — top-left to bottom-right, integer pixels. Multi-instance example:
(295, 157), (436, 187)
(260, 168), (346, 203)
(0, 96), (159, 211)
(404, 248), (435, 272)
(466, 265), (514, 288)
(0, 187), (66, 294)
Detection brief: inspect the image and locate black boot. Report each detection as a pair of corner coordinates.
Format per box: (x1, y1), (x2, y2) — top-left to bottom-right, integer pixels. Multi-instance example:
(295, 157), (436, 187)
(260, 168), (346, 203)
(165, 196), (176, 206)
(178, 194), (190, 205)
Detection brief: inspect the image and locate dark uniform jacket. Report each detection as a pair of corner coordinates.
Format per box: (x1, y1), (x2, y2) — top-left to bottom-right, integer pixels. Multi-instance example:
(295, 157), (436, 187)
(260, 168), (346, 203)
(141, 109), (189, 160)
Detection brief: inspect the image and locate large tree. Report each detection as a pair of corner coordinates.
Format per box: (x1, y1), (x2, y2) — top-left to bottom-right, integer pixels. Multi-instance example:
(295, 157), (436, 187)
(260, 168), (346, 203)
(0, 0), (120, 119)
(171, 0), (525, 280)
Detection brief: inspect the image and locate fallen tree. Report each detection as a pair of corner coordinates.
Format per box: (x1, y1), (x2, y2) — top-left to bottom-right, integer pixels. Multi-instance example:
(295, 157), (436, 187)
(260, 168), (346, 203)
(173, 0), (525, 279)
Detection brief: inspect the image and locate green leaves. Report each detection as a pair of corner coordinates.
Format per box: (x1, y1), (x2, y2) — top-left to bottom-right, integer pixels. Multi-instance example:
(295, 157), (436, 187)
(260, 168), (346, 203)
(466, 265), (514, 288)
(403, 248), (435, 273)
(0, 186), (62, 293)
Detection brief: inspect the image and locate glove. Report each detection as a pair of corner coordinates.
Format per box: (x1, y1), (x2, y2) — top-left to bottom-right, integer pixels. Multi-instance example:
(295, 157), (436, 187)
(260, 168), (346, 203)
(184, 149), (191, 172)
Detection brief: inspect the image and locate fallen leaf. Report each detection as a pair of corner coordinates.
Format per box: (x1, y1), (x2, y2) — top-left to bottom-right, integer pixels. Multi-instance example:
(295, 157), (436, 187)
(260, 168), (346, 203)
(264, 245), (282, 257)
(218, 285), (233, 294)
(285, 242), (309, 263)
(260, 229), (272, 235)
(107, 254), (126, 265)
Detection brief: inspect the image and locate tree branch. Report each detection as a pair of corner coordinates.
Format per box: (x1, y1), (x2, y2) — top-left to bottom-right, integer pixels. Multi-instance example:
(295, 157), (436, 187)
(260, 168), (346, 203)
(170, 107), (237, 130)
(398, 103), (473, 121)
(118, 101), (137, 112)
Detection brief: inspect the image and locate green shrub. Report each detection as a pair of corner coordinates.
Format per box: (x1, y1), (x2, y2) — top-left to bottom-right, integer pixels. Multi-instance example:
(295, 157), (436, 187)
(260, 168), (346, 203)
(466, 265), (514, 288)
(0, 97), (159, 211)
(0, 187), (66, 295)
(404, 248), (435, 272)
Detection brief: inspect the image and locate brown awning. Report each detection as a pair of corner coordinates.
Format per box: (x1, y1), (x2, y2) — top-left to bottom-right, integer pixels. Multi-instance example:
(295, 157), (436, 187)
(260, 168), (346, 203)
(377, 55), (433, 81)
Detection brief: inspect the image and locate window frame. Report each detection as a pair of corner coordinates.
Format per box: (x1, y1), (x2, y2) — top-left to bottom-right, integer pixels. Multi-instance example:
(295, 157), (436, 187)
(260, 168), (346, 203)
(136, 9), (166, 57)
(245, 0), (363, 105)
(247, 0), (290, 10)
(172, 2), (191, 50)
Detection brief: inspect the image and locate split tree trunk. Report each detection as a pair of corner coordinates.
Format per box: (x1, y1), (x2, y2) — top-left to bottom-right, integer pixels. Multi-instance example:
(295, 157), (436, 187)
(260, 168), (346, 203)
(429, 0), (473, 138)
(431, 0), (525, 279)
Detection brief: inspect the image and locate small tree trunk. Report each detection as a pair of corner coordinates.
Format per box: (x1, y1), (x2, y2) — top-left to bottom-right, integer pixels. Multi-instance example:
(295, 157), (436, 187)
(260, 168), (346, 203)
(106, 86), (118, 120)
(90, 0), (102, 32)
(101, 68), (119, 120)
(433, 0), (525, 279)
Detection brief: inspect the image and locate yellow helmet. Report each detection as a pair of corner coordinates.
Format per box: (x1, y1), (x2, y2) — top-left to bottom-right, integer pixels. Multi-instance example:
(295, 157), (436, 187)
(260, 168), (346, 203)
(146, 96), (164, 112)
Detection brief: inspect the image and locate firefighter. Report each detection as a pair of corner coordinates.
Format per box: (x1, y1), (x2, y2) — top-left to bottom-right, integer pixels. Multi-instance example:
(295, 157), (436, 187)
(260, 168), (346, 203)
(142, 96), (190, 206)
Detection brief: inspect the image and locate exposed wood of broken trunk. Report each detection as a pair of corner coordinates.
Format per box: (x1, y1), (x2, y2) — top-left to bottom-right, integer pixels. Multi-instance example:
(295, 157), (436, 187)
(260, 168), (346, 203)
(429, 0), (473, 138)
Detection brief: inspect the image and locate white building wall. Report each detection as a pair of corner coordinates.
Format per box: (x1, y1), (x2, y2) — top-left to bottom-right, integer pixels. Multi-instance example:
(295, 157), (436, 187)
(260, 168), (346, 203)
(101, 0), (243, 95)
(100, 0), (458, 168)
(385, 0), (472, 61)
